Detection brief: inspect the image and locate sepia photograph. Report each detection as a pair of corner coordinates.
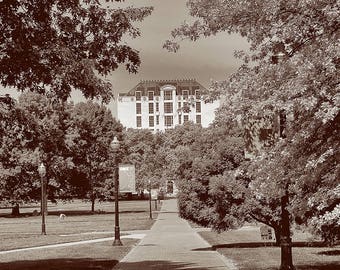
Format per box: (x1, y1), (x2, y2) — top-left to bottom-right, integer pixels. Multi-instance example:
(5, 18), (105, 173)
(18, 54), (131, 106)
(0, 0), (339, 269)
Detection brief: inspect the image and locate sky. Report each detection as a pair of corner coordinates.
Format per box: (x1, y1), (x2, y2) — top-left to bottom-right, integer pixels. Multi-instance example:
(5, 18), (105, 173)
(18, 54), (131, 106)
(107, 0), (249, 92)
(0, 0), (249, 115)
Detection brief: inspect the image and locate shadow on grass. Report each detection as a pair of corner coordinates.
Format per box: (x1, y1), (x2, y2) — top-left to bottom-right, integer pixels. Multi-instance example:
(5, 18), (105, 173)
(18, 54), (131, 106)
(0, 258), (118, 270)
(0, 210), (146, 218)
(2, 259), (224, 270)
(115, 260), (339, 270)
(159, 211), (179, 214)
(317, 249), (340, 256)
(295, 262), (340, 270)
(193, 241), (331, 251)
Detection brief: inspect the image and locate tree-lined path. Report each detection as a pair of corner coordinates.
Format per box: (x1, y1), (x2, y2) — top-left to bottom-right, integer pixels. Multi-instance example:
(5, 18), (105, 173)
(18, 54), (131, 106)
(114, 199), (232, 270)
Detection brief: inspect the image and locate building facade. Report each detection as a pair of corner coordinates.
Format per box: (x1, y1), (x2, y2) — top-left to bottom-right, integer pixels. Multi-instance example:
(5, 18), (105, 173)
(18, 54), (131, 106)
(117, 79), (220, 131)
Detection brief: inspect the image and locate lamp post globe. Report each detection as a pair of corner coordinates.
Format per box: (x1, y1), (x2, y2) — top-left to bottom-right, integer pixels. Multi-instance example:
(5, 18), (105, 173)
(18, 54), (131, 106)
(111, 136), (122, 246)
(38, 163), (46, 177)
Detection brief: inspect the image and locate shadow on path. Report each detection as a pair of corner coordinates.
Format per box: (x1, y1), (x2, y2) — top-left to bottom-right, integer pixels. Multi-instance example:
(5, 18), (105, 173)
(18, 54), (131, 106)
(115, 260), (228, 270)
(0, 258), (118, 270)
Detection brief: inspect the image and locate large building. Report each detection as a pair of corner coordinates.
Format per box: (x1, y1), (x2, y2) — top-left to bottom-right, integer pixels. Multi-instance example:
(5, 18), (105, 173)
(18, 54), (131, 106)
(117, 79), (220, 131)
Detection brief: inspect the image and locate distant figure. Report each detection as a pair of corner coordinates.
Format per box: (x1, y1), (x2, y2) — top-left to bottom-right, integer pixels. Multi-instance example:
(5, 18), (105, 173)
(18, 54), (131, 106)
(59, 213), (66, 221)
(260, 225), (272, 240)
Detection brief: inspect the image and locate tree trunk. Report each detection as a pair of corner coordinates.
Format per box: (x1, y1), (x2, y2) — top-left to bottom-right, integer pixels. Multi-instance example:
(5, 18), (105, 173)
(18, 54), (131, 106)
(279, 190), (295, 270)
(91, 196), (95, 212)
(11, 203), (20, 216)
(274, 226), (281, 246)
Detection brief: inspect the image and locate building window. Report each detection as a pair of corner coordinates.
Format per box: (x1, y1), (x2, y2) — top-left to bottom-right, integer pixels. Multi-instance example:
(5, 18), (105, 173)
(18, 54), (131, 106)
(156, 115), (159, 125)
(148, 91), (154, 101)
(135, 91), (141, 101)
(195, 90), (201, 99)
(136, 103), (141, 114)
(164, 102), (173, 113)
(156, 102), (159, 112)
(182, 102), (190, 113)
(178, 102), (181, 109)
(183, 115), (189, 123)
(136, 116), (142, 127)
(164, 90), (173, 100)
(164, 116), (173, 127)
(182, 90), (189, 100)
(196, 115), (201, 124)
(196, 101), (201, 113)
(178, 114), (182, 125)
(149, 116), (154, 127)
(149, 103), (154, 114)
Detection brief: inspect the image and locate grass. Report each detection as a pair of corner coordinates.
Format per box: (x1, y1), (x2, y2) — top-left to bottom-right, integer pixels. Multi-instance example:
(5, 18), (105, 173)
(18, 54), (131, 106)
(0, 239), (137, 270)
(0, 200), (158, 251)
(197, 224), (340, 270)
(0, 200), (160, 270)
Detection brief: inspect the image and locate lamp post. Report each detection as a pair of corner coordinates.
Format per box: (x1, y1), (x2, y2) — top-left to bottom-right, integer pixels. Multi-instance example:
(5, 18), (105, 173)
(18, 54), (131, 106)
(148, 179), (152, 219)
(38, 163), (46, 235)
(111, 136), (122, 246)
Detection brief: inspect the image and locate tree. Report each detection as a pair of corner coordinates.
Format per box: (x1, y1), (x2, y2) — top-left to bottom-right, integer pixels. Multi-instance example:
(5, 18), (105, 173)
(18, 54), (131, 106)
(167, 124), (247, 231)
(67, 101), (122, 211)
(121, 129), (165, 191)
(18, 92), (75, 203)
(165, 1), (339, 267)
(0, 0), (153, 102)
(0, 95), (40, 215)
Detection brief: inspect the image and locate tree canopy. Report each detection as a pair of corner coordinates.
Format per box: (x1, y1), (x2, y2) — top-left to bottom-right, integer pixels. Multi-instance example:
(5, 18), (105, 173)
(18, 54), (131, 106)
(0, 93), (123, 213)
(165, 0), (339, 243)
(0, 0), (153, 102)
(0, 96), (40, 207)
(67, 101), (122, 210)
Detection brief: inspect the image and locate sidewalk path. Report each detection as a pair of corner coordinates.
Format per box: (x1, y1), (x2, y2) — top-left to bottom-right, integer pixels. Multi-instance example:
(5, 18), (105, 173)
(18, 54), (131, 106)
(114, 199), (232, 270)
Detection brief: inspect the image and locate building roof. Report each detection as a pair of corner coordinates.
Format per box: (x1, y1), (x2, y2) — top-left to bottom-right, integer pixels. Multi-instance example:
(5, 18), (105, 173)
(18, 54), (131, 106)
(119, 79), (209, 97)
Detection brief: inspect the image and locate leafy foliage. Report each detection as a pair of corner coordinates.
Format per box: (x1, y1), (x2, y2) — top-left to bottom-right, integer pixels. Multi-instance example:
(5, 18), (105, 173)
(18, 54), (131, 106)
(159, 123), (247, 231)
(0, 93), (123, 212)
(121, 129), (165, 190)
(0, 97), (40, 206)
(0, 0), (153, 102)
(165, 0), (339, 243)
(17, 92), (74, 202)
(66, 101), (123, 209)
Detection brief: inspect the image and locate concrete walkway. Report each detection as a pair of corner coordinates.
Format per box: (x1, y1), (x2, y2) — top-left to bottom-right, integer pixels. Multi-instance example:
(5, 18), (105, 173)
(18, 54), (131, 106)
(114, 199), (232, 270)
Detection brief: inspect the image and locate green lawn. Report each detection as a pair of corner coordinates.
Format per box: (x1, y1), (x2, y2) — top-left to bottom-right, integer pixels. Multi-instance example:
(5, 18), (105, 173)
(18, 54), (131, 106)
(0, 200), (160, 270)
(198, 225), (340, 270)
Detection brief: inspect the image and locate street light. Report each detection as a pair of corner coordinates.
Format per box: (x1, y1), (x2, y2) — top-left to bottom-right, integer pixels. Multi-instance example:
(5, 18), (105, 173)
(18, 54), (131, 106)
(38, 163), (46, 235)
(148, 179), (152, 219)
(111, 136), (122, 246)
